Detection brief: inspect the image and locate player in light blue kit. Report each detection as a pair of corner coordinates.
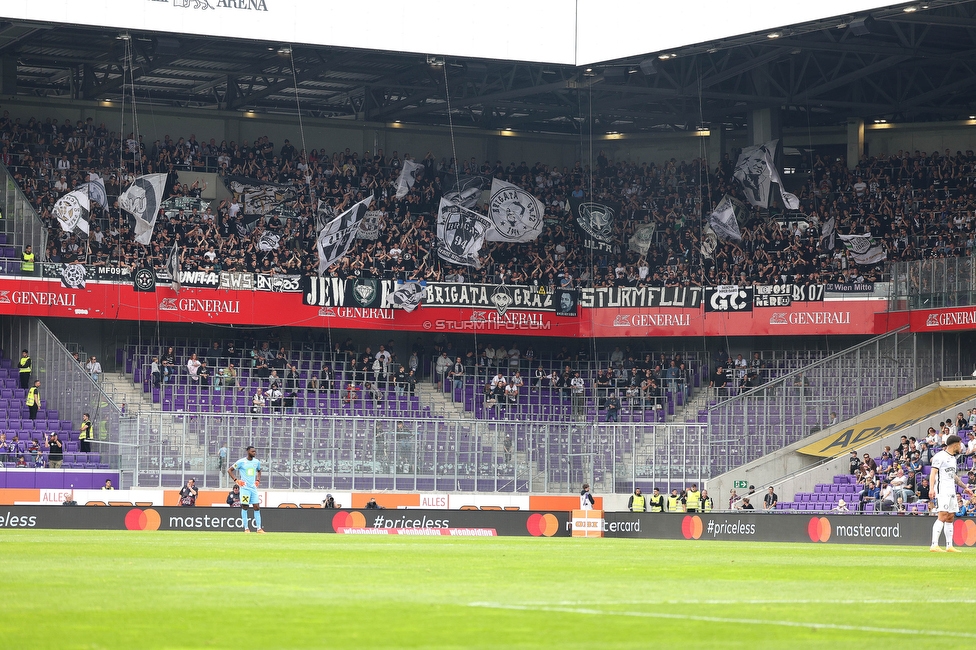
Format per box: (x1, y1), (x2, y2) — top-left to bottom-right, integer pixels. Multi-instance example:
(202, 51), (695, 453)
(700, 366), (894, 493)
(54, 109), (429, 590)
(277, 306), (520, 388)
(228, 445), (265, 533)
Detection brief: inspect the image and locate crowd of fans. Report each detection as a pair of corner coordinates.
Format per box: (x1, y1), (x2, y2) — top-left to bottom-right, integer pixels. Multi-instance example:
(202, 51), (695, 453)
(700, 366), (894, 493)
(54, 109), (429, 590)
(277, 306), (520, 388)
(852, 418), (976, 514)
(2, 110), (975, 287)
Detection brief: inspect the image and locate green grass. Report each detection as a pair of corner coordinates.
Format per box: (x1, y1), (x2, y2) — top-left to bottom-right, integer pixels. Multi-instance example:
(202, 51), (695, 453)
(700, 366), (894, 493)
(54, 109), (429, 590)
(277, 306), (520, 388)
(3, 531), (975, 649)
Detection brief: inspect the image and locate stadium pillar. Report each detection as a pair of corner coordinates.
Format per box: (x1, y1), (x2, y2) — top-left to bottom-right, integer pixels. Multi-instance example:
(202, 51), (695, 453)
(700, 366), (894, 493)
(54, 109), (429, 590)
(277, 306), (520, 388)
(846, 118), (864, 170)
(705, 128), (725, 171)
(747, 108), (780, 146)
(0, 56), (16, 96)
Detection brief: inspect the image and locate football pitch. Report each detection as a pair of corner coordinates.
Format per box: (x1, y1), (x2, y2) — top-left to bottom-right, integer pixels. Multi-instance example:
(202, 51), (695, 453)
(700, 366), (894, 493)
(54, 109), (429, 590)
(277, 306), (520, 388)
(4, 531), (975, 649)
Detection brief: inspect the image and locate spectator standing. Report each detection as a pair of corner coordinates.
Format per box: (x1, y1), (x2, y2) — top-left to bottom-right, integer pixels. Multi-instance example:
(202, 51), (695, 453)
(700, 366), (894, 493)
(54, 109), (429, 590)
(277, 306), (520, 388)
(26, 380), (41, 420)
(605, 391), (620, 423)
(18, 350), (31, 390)
(85, 356), (102, 382)
(435, 352), (451, 390)
(580, 483), (595, 510)
(79, 413), (93, 453)
(45, 432), (64, 469)
(187, 353), (202, 383)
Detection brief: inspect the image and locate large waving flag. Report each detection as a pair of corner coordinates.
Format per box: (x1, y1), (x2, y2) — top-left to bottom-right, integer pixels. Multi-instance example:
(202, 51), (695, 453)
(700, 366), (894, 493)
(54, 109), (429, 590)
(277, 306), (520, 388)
(394, 159), (424, 199)
(120, 173), (168, 245)
(436, 198), (493, 268)
(316, 196), (373, 275)
(53, 189), (91, 238)
(733, 140), (799, 210)
(485, 179), (544, 243)
(78, 175), (108, 209)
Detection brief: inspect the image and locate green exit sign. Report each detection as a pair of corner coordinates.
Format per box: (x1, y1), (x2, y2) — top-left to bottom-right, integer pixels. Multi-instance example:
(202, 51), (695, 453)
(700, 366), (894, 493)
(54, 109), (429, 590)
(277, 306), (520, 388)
(733, 481), (748, 489)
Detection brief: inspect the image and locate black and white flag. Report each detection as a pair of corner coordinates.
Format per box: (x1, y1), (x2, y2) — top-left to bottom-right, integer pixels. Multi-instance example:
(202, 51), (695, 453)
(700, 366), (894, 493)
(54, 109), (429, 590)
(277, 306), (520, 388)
(436, 197), (493, 269)
(820, 215), (836, 252)
(700, 225), (718, 259)
(120, 173), (168, 246)
(570, 197), (618, 252)
(628, 223), (656, 256)
(394, 159), (424, 200)
(708, 195), (746, 242)
(485, 179), (544, 243)
(316, 196), (373, 275)
(53, 189), (91, 238)
(838, 234), (886, 265)
(59, 263), (87, 289)
(315, 199), (335, 231)
(167, 244), (181, 294)
(392, 280), (426, 312)
(733, 140), (799, 210)
(443, 174), (492, 210)
(78, 175), (108, 210)
(258, 232), (280, 251)
(356, 210), (385, 241)
(226, 175), (297, 216)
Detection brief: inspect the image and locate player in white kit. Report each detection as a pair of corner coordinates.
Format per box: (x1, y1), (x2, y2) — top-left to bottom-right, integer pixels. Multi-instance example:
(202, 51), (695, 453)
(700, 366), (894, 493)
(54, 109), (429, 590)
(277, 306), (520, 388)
(929, 434), (973, 552)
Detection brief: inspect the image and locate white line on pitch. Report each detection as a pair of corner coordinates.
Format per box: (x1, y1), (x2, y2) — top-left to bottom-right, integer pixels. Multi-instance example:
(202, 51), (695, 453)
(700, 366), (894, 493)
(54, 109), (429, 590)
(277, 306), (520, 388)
(539, 598), (976, 605)
(468, 603), (976, 639)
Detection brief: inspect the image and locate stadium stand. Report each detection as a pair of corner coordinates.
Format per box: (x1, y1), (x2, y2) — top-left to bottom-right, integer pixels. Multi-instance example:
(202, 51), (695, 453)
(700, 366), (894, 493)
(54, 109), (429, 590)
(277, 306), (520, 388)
(1, 111), (974, 288)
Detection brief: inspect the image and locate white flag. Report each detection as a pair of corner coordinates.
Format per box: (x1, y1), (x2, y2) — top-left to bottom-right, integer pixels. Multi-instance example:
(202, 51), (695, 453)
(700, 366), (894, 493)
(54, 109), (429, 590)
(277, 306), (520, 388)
(53, 189), (91, 238)
(78, 176), (108, 209)
(120, 173), (168, 245)
(258, 232), (280, 251)
(393, 280), (426, 312)
(838, 234), (886, 265)
(820, 215), (836, 251)
(395, 159), (423, 199)
(167, 244), (181, 294)
(628, 223), (656, 255)
(316, 196), (373, 275)
(733, 140), (799, 210)
(707, 195), (745, 242)
(436, 198), (493, 269)
(485, 179), (544, 242)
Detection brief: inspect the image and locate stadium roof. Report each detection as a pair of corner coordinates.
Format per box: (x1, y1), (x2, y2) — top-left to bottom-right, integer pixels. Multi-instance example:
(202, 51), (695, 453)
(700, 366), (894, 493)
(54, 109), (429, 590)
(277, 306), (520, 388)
(2, 1), (976, 135)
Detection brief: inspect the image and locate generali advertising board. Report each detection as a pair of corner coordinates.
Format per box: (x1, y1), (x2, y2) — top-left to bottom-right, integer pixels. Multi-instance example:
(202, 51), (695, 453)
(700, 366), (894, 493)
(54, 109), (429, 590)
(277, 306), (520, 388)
(0, 277), (894, 338)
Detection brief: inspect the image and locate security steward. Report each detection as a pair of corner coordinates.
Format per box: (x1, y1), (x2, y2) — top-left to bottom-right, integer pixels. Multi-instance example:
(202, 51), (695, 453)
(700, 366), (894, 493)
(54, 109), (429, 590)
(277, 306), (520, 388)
(684, 483), (702, 513)
(647, 487), (665, 513)
(26, 380), (40, 421)
(700, 489), (714, 513)
(18, 349), (32, 390)
(79, 413), (93, 453)
(627, 487), (646, 512)
(21, 244), (34, 276)
(667, 488), (682, 513)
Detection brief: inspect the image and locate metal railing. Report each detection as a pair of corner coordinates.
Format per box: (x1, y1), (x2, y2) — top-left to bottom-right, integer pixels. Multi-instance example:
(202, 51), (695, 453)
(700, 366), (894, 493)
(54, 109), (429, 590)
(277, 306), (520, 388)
(705, 327), (940, 479)
(890, 256), (976, 310)
(0, 162), (49, 260)
(127, 411), (707, 495)
(1, 317), (123, 450)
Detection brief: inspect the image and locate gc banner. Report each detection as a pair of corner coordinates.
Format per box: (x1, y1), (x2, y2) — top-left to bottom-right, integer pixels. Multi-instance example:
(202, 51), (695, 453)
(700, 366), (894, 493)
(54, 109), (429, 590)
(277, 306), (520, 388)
(704, 286), (753, 312)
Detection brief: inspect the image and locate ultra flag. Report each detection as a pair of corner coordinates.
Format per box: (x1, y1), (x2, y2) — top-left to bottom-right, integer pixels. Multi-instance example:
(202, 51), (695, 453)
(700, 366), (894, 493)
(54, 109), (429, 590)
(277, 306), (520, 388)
(392, 280), (426, 312)
(733, 140), (799, 210)
(838, 234), (886, 265)
(485, 179), (544, 242)
(436, 198), (493, 268)
(119, 173), (168, 246)
(167, 244), (181, 294)
(316, 196), (373, 275)
(394, 159), (424, 199)
(52, 189), (91, 238)
(78, 175), (108, 209)
(707, 195), (746, 242)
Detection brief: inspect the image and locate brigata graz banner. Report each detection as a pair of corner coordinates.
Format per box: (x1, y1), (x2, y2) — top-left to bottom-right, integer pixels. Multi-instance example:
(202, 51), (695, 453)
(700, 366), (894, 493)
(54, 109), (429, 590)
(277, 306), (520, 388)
(0, 276), (893, 337)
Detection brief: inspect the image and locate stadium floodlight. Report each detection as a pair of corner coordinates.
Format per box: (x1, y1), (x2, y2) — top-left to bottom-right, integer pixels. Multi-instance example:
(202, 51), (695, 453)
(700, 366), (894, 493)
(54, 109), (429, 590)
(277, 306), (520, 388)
(639, 59), (657, 75)
(849, 17), (875, 36)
